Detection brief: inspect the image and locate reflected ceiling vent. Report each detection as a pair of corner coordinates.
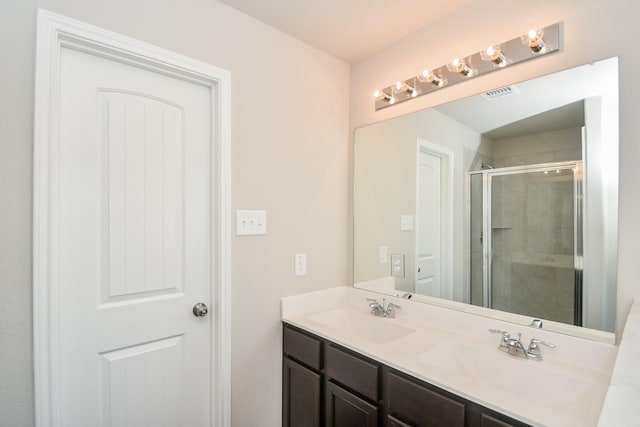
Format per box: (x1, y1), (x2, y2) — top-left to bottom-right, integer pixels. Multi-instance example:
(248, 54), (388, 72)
(480, 85), (520, 100)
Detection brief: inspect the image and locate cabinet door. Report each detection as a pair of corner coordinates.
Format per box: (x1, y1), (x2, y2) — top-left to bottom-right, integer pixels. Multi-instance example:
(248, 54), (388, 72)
(326, 381), (378, 427)
(283, 358), (321, 427)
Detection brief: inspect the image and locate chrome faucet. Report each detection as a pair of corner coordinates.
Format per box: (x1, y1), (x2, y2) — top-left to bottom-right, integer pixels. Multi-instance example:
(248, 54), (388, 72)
(489, 329), (555, 360)
(506, 333), (528, 358)
(526, 338), (556, 361)
(367, 298), (400, 318)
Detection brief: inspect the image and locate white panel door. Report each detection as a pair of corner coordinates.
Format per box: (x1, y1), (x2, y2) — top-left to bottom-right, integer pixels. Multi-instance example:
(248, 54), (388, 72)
(57, 46), (212, 426)
(416, 151), (441, 297)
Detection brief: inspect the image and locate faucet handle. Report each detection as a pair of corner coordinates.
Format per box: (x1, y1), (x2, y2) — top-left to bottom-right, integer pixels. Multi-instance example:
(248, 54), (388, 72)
(529, 338), (556, 349)
(489, 329), (511, 350)
(488, 329), (510, 337)
(527, 338), (556, 360)
(385, 302), (400, 318)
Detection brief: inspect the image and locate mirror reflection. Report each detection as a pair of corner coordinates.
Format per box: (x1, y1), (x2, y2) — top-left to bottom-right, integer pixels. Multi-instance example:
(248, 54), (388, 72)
(354, 57), (618, 341)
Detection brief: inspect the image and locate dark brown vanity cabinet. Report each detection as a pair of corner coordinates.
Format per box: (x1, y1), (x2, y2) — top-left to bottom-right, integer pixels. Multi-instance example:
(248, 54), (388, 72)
(283, 323), (530, 427)
(325, 344), (380, 427)
(283, 325), (323, 427)
(283, 324), (382, 427)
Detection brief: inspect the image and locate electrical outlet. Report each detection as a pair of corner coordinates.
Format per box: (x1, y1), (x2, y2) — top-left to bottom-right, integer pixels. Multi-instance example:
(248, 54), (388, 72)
(379, 246), (388, 264)
(295, 254), (307, 276)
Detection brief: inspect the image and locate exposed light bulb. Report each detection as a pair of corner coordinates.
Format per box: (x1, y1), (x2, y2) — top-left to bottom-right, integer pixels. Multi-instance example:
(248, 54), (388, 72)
(447, 58), (474, 77)
(417, 69), (444, 87)
(481, 46), (508, 67)
(523, 28), (546, 53)
(395, 81), (418, 98)
(373, 89), (395, 104)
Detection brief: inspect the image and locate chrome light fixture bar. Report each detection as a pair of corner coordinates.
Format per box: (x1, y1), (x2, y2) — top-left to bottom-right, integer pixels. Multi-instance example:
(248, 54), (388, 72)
(373, 23), (560, 110)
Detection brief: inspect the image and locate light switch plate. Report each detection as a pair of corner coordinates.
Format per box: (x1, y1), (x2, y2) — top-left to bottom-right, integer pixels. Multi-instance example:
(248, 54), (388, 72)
(236, 210), (267, 236)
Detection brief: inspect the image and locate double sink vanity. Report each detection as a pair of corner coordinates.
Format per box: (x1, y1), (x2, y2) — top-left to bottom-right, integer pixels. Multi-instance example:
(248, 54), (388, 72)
(281, 55), (634, 427)
(282, 286), (623, 427)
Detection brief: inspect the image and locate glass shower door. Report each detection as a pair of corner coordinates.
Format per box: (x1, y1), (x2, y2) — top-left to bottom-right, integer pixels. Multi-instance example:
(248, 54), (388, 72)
(489, 166), (579, 324)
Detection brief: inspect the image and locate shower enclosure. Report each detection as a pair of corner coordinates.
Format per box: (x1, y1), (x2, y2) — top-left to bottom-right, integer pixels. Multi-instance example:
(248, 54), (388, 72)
(469, 161), (583, 326)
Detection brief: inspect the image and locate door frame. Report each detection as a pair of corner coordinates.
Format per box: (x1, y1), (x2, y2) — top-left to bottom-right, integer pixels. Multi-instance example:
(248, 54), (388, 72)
(415, 139), (453, 300)
(33, 9), (231, 427)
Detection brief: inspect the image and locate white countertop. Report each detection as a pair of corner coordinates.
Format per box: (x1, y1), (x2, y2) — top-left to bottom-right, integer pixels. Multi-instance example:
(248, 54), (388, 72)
(282, 286), (619, 427)
(597, 299), (640, 426)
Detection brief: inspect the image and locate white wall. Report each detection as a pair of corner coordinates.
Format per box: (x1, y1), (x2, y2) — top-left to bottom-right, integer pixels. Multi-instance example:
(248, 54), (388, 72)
(350, 0), (640, 339)
(0, 1), (350, 426)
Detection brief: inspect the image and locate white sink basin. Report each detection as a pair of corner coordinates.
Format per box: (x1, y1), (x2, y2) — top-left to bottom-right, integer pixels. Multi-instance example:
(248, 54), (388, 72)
(419, 341), (607, 418)
(308, 308), (415, 345)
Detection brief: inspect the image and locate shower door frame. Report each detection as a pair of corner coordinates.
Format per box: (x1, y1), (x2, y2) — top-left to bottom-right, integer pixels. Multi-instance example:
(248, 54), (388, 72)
(469, 160), (584, 325)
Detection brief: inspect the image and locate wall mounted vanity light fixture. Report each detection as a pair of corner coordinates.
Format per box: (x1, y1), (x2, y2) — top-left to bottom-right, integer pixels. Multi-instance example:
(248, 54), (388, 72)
(373, 23), (560, 110)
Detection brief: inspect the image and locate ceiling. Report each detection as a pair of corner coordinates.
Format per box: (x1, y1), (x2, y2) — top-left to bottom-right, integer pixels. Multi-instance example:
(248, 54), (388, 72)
(217, 0), (477, 63)
(433, 58), (618, 139)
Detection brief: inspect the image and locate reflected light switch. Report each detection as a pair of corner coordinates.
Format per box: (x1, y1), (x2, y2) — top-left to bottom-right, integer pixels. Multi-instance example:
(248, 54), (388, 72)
(401, 215), (414, 231)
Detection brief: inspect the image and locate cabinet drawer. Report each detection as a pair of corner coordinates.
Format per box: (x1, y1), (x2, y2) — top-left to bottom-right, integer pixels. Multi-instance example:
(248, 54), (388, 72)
(326, 344), (379, 402)
(387, 371), (465, 427)
(283, 325), (322, 371)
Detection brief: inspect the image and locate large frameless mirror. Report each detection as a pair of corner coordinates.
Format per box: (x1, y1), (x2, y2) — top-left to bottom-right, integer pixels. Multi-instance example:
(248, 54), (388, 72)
(354, 57), (618, 343)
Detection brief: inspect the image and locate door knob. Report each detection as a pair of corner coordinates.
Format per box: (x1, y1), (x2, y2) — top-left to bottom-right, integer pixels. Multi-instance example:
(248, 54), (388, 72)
(193, 303), (209, 317)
